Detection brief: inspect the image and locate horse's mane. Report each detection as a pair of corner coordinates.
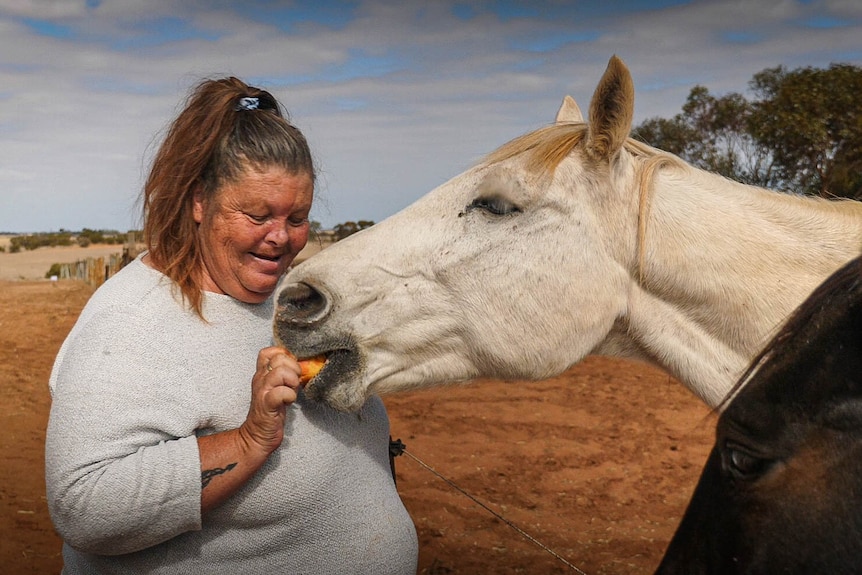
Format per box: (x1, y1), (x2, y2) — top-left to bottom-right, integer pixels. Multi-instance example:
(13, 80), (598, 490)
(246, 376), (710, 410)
(719, 255), (862, 410)
(482, 122), (684, 174)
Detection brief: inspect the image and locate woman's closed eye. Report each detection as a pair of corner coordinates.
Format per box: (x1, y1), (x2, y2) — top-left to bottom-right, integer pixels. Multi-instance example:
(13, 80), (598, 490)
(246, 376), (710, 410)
(246, 212), (269, 224)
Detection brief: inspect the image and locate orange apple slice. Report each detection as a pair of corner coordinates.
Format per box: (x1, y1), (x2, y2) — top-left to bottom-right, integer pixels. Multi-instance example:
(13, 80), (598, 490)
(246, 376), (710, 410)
(298, 355), (326, 383)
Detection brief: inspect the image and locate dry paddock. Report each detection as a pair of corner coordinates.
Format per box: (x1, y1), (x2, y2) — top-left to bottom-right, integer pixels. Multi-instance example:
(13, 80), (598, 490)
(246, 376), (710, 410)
(0, 250), (715, 574)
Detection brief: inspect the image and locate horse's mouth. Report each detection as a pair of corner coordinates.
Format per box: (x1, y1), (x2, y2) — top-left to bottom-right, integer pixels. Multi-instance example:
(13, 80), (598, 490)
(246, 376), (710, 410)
(298, 348), (366, 411)
(273, 319), (366, 411)
(298, 351), (335, 386)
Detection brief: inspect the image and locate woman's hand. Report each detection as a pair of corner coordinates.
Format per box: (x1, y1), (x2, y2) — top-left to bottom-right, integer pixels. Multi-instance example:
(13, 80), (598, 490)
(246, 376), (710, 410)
(238, 346), (304, 456)
(198, 346), (303, 512)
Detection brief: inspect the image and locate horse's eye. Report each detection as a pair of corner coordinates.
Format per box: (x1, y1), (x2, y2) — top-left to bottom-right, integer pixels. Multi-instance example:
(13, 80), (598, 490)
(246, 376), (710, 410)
(467, 196), (520, 216)
(724, 444), (772, 480)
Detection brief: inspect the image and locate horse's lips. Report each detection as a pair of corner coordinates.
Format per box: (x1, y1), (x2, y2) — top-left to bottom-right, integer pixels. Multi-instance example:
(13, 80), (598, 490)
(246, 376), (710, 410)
(270, 313), (364, 409)
(300, 348), (365, 410)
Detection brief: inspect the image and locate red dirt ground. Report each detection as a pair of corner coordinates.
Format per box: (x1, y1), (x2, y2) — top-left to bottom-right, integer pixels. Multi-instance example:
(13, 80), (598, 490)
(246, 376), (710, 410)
(0, 279), (715, 574)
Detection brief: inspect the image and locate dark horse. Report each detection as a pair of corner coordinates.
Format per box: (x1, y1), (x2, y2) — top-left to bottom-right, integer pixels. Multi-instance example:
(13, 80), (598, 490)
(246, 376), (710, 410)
(656, 254), (862, 574)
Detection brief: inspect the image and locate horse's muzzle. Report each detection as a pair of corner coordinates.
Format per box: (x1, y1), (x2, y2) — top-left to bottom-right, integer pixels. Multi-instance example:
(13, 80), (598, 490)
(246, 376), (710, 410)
(275, 281), (331, 326)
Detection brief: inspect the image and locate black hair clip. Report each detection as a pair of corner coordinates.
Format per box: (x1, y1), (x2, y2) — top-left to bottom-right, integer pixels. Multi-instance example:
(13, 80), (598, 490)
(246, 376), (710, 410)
(235, 97), (260, 111)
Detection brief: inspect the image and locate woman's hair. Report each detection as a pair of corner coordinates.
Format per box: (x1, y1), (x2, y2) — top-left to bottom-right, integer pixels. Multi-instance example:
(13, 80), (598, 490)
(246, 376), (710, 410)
(142, 77), (315, 316)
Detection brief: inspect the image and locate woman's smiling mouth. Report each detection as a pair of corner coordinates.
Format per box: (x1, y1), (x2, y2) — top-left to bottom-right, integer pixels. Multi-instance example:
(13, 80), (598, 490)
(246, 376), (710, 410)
(252, 251), (283, 263)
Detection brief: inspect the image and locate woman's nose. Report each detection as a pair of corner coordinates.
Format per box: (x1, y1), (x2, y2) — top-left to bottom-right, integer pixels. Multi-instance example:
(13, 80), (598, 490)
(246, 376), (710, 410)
(265, 221), (289, 246)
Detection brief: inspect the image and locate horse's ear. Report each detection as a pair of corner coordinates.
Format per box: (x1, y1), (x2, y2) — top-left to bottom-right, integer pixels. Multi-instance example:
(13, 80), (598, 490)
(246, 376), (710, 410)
(555, 95), (583, 123)
(586, 55), (634, 160)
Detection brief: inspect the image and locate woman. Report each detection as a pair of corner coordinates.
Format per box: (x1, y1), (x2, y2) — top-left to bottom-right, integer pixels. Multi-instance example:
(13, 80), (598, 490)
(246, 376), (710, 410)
(45, 77), (418, 574)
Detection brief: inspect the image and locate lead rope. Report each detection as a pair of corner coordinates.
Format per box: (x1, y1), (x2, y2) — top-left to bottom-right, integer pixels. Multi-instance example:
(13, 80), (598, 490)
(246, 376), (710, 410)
(389, 438), (588, 574)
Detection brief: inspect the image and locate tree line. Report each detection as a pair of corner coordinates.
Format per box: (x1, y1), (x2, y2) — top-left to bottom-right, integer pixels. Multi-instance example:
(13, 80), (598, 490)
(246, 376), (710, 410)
(2, 221), (376, 254)
(632, 62), (862, 200)
(3, 229), (134, 253)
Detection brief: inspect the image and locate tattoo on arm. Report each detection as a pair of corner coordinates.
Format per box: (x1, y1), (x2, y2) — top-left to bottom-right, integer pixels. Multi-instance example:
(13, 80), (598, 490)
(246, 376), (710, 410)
(201, 462), (238, 489)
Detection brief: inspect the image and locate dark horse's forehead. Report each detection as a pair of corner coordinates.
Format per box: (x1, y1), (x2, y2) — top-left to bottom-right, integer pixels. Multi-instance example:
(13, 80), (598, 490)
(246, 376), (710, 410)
(722, 337), (862, 443)
(818, 397), (862, 431)
(721, 257), (862, 436)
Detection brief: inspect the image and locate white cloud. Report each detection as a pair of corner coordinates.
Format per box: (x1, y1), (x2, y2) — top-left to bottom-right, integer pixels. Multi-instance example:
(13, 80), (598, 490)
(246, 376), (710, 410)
(0, 0), (860, 232)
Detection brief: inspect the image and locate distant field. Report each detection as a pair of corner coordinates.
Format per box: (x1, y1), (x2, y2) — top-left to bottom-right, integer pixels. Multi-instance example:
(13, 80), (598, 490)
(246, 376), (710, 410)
(0, 234), (333, 281)
(0, 241), (125, 281)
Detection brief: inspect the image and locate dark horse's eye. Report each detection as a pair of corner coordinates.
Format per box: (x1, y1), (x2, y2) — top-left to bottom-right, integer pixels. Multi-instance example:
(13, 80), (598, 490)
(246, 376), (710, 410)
(467, 196), (521, 216)
(724, 443), (773, 480)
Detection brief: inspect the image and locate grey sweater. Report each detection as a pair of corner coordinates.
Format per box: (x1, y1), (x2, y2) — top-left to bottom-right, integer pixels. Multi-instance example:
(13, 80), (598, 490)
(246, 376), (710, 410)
(46, 257), (418, 574)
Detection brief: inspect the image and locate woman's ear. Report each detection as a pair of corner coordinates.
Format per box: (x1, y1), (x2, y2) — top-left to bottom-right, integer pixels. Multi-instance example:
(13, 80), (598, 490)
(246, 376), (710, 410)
(192, 190), (206, 224)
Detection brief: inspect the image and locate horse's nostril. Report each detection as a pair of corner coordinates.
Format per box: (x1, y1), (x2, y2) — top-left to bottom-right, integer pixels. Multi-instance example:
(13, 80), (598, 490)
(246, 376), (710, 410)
(276, 282), (330, 325)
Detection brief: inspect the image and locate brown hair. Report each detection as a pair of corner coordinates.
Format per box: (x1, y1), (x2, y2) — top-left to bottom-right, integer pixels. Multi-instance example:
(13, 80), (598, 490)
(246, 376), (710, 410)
(142, 77), (315, 317)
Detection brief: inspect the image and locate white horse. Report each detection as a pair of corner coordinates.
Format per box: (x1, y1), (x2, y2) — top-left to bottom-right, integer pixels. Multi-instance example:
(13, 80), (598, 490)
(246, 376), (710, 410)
(275, 56), (862, 413)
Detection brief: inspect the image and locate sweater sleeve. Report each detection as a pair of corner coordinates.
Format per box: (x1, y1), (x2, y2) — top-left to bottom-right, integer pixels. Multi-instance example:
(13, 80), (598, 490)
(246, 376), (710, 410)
(46, 304), (204, 555)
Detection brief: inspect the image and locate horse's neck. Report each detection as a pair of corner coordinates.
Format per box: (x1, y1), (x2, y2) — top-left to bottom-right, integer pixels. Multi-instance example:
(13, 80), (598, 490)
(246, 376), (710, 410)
(607, 166), (862, 407)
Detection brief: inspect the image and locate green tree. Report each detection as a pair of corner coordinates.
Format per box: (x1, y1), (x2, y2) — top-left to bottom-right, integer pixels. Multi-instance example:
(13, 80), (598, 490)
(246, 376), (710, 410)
(633, 62), (862, 200)
(333, 220), (375, 240)
(633, 114), (694, 158)
(748, 63), (862, 199)
(634, 86), (777, 188)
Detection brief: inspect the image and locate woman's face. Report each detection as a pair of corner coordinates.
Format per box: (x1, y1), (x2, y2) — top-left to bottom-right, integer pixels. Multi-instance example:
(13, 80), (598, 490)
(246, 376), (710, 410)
(194, 165), (314, 304)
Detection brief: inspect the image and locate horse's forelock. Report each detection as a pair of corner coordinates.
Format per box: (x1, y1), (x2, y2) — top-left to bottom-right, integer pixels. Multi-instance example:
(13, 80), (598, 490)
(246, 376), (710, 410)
(482, 124), (588, 174)
(483, 123), (679, 176)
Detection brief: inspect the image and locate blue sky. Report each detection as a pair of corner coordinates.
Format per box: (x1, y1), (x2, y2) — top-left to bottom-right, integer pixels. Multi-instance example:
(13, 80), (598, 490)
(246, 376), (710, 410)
(1, 0), (860, 233)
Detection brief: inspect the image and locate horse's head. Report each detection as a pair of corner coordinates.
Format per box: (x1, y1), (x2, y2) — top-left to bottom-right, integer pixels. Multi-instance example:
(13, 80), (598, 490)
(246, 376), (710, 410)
(657, 255), (862, 574)
(274, 56), (642, 412)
